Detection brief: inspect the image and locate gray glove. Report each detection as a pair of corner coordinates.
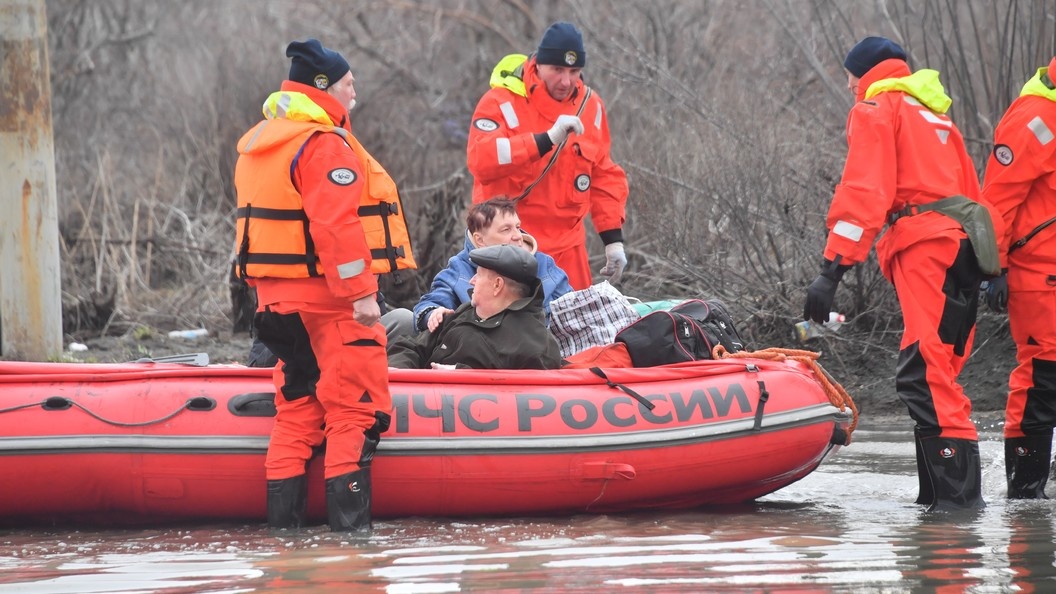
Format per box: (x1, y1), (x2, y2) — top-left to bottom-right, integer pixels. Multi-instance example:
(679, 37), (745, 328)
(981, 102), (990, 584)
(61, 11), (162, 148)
(547, 115), (584, 145)
(599, 242), (627, 284)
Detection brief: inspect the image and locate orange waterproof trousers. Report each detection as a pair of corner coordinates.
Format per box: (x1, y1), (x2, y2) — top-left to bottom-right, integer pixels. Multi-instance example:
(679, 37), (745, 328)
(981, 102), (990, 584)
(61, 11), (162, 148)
(256, 305), (391, 480)
(1004, 289), (1056, 437)
(890, 234), (981, 440)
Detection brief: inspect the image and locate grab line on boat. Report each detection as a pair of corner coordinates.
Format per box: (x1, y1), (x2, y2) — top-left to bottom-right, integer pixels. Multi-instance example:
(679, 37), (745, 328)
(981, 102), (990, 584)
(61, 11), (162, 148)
(3, 396), (219, 427)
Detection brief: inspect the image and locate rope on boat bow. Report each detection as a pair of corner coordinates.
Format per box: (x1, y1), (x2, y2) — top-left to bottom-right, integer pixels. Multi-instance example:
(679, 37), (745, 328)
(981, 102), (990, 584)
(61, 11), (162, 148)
(712, 345), (859, 444)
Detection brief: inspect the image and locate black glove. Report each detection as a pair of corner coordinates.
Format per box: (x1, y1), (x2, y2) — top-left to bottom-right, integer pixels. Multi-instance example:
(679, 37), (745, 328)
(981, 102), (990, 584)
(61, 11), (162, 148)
(985, 269), (1009, 314)
(804, 259), (851, 324)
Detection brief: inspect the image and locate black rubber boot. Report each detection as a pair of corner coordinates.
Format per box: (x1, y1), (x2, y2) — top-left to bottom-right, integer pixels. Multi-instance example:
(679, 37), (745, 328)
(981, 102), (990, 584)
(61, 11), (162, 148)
(919, 437), (986, 512)
(325, 468), (372, 532)
(914, 428), (935, 505)
(266, 474), (308, 529)
(1006, 433), (1053, 499)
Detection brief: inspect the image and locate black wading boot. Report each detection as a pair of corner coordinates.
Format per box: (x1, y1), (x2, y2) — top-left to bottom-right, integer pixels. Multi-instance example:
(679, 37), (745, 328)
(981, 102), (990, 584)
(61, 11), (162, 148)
(914, 428), (935, 505)
(266, 474), (308, 529)
(325, 468), (372, 532)
(919, 437), (986, 512)
(1005, 432), (1053, 499)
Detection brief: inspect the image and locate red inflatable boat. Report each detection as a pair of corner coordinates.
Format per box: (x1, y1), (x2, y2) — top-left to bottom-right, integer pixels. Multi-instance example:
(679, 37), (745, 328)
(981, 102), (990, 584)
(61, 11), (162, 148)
(0, 353), (855, 527)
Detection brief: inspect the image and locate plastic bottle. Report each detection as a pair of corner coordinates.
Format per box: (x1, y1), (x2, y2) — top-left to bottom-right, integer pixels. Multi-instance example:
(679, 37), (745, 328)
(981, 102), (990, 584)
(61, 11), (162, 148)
(168, 328), (209, 340)
(794, 312), (845, 342)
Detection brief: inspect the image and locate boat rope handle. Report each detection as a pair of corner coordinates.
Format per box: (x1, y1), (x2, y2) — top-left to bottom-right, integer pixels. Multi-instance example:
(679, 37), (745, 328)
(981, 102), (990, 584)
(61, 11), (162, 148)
(752, 380), (769, 431)
(712, 345), (859, 444)
(0, 396), (216, 427)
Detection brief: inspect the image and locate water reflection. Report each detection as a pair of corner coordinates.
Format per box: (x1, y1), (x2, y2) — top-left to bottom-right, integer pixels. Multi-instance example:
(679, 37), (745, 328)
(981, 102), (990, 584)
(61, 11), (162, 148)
(894, 510), (989, 592)
(1004, 502), (1056, 592)
(2, 424), (1056, 592)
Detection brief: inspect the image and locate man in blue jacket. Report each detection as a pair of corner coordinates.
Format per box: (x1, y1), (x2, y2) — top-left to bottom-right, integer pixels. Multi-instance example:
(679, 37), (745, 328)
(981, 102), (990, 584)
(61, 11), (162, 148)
(412, 198), (572, 333)
(389, 245), (564, 370)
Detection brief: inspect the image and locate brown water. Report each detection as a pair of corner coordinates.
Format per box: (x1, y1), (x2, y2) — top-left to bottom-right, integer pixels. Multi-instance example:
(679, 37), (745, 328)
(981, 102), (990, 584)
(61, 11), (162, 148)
(2, 420), (1053, 593)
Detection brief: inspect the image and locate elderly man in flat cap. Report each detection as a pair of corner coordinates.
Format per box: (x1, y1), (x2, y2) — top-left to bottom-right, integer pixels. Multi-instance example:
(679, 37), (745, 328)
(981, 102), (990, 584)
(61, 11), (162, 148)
(387, 244), (563, 370)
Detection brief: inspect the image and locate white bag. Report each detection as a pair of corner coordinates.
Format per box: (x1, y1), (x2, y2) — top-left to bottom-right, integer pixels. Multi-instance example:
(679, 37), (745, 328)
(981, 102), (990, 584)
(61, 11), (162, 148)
(549, 281), (641, 358)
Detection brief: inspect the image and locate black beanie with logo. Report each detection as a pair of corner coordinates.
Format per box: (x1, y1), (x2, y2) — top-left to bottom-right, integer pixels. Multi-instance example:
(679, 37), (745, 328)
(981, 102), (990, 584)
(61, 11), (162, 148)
(286, 39), (350, 90)
(536, 22), (586, 68)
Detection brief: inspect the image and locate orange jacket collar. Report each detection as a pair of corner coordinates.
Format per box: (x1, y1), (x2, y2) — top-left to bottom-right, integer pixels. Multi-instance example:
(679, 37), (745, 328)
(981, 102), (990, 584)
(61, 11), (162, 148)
(856, 59), (911, 102)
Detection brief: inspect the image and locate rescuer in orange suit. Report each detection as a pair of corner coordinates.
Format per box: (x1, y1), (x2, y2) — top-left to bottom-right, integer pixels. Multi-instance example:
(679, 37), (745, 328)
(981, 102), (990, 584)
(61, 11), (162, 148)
(234, 39), (393, 532)
(981, 56), (1056, 499)
(466, 21), (629, 290)
(803, 36), (1000, 511)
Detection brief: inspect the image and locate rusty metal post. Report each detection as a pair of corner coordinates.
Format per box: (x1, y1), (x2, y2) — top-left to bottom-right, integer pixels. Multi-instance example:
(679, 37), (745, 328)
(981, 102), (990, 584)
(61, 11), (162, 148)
(0, 0), (63, 360)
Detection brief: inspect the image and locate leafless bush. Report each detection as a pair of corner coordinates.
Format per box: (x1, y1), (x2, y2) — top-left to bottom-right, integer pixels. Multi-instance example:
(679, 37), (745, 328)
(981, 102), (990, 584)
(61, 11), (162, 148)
(45, 0), (1052, 392)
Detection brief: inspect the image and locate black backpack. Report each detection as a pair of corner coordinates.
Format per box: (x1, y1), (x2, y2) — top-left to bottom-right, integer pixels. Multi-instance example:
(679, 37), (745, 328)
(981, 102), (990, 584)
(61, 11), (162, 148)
(615, 299), (746, 367)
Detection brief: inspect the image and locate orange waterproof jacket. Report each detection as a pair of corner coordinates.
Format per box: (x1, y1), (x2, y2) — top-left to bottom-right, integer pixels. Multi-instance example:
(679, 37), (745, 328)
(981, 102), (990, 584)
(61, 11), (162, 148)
(234, 81), (379, 305)
(981, 57), (1056, 291)
(823, 60), (986, 279)
(466, 54), (628, 254)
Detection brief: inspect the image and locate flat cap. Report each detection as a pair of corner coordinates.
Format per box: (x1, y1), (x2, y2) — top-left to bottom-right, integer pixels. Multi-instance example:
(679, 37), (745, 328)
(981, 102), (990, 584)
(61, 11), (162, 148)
(469, 244), (538, 285)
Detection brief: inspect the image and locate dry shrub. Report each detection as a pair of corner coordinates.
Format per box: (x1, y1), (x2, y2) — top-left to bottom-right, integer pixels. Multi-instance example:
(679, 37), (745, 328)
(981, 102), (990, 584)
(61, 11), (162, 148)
(45, 0), (1049, 396)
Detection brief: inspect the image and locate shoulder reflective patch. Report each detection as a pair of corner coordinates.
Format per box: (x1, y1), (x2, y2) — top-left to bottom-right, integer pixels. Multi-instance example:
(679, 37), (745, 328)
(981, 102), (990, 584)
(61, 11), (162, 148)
(594, 105), (602, 129)
(832, 220), (865, 242)
(336, 258), (366, 279)
(919, 110), (953, 127)
(1028, 116), (1054, 146)
(575, 174), (591, 191)
(935, 129), (950, 144)
(994, 144), (1014, 166)
(328, 168), (356, 186)
(499, 102), (520, 129)
(474, 118), (499, 132)
(903, 96), (922, 106)
(496, 138), (512, 165)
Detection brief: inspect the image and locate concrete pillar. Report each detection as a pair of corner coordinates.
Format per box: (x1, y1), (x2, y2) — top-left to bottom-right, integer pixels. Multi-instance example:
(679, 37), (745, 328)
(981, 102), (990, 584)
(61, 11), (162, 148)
(0, 0), (63, 360)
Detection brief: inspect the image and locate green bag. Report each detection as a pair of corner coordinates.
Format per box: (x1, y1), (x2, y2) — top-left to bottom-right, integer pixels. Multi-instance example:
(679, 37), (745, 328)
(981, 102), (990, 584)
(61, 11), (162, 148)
(895, 195), (1001, 277)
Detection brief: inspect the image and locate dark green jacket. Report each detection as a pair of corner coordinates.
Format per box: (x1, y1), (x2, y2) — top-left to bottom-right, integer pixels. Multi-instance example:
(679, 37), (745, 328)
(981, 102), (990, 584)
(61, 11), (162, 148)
(387, 283), (563, 370)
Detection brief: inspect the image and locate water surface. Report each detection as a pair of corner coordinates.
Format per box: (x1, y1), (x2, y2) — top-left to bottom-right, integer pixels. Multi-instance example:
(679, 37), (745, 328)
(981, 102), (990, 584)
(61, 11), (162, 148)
(3, 421), (1053, 593)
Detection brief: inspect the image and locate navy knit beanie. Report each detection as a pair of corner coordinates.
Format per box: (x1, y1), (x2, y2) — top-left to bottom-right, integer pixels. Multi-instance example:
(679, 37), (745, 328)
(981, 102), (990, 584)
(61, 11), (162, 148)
(536, 22), (586, 68)
(286, 39), (351, 90)
(843, 36), (907, 78)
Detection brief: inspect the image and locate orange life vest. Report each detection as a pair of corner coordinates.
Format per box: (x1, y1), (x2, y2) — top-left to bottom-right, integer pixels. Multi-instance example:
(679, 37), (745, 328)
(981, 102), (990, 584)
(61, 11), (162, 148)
(235, 119), (415, 280)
